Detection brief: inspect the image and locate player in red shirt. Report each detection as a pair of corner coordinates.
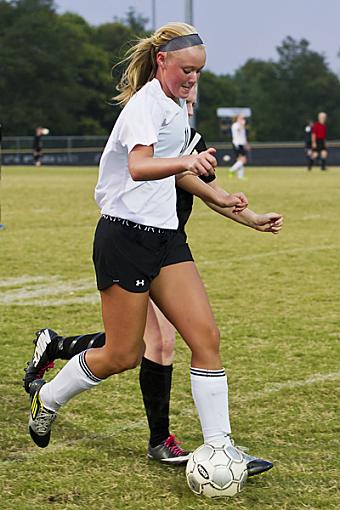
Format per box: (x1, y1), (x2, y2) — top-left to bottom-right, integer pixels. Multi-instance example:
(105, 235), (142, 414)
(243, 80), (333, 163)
(311, 112), (328, 170)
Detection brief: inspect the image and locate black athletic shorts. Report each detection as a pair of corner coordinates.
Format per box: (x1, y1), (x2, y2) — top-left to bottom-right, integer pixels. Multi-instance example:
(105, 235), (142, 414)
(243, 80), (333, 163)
(93, 215), (193, 293)
(314, 139), (327, 153)
(232, 144), (247, 157)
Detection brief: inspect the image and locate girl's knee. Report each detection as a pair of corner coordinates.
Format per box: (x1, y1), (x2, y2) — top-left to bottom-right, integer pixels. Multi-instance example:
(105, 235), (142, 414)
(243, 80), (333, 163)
(144, 331), (176, 364)
(205, 324), (220, 351)
(190, 324), (220, 360)
(99, 348), (143, 375)
(160, 335), (176, 360)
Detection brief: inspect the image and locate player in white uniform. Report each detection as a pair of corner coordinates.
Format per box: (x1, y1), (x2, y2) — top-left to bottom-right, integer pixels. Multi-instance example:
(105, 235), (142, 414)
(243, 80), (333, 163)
(229, 115), (249, 179)
(26, 23), (274, 475)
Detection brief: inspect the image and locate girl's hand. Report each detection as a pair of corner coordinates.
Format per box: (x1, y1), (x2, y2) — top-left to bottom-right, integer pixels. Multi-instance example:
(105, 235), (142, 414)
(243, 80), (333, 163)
(254, 213), (284, 234)
(216, 191), (248, 213)
(229, 192), (248, 214)
(183, 147), (217, 177)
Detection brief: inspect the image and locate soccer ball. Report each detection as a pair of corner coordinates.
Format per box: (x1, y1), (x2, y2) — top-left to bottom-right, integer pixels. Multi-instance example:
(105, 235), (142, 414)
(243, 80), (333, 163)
(42, 128), (50, 135)
(186, 442), (248, 498)
(222, 154), (231, 163)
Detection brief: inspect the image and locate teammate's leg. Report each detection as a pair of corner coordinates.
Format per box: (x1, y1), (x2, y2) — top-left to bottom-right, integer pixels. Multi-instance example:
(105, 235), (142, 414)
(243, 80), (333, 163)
(144, 300), (176, 365)
(141, 301), (189, 463)
(140, 302), (175, 449)
(320, 149), (328, 170)
(306, 149), (314, 170)
(229, 157), (243, 176)
(237, 155), (247, 179)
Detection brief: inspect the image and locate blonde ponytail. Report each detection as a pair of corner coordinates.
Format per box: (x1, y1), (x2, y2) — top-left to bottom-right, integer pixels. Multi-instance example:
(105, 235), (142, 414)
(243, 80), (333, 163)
(114, 22), (199, 105)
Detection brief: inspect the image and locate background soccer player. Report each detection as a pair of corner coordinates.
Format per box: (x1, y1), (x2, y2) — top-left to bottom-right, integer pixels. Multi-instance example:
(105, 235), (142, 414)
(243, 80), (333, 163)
(311, 112), (328, 170)
(229, 114), (250, 179)
(32, 127), (44, 167)
(304, 120), (313, 170)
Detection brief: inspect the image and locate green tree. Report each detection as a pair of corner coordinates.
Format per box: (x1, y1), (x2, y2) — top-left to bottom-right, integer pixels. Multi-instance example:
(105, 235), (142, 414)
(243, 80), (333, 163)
(198, 71), (238, 141)
(93, 15), (150, 133)
(0, 0), (149, 135)
(232, 37), (340, 141)
(0, 0), (107, 134)
(233, 59), (277, 141)
(273, 36), (340, 140)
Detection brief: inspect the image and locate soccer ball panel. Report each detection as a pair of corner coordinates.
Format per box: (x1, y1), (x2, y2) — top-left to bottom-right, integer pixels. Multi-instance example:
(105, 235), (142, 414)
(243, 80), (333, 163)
(194, 444), (215, 462)
(187, 473), (202, 495)
(211, 449), (232, 467)
(230, 459), (248, 481)
(186, 442), (248, 498)
(223, 481), (240, 497)
(210, 465), (233, 489)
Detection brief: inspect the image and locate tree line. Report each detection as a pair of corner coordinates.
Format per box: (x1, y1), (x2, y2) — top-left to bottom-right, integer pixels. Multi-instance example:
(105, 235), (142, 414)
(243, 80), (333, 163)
(1, 0), (340, 141)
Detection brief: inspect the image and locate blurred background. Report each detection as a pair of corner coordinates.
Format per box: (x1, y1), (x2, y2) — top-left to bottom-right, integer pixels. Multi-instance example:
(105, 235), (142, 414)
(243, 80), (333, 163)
(1, 0), (340, 165)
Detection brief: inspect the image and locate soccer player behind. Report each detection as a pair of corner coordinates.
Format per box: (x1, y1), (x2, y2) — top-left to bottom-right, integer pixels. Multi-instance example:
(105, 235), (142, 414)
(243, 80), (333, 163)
(32, 127), (43, 167)
(229, 115), (249, 179)
(311, 112), (328, 171)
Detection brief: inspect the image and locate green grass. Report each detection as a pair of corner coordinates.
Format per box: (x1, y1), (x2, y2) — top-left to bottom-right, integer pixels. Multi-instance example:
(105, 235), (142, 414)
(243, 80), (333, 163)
(0, 165), (339, 510)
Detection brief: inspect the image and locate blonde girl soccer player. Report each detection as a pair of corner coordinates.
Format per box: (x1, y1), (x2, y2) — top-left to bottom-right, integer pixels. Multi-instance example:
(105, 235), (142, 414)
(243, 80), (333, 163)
(27, 23), (274, 472)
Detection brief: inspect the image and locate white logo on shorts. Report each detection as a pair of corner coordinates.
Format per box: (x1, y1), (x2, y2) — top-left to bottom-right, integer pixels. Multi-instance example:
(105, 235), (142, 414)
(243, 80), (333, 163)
(136, 279), (145, 287)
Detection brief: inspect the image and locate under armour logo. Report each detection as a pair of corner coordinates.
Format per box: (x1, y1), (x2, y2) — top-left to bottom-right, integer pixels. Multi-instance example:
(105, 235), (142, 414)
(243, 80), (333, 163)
(136, 279), (145, 287)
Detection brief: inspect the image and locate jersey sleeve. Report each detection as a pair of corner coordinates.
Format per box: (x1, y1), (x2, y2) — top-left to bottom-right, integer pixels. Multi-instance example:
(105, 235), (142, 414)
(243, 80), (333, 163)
(190, 129), (216, 184)
(118, 95), (165, 153)
(194, 135), (207, 153)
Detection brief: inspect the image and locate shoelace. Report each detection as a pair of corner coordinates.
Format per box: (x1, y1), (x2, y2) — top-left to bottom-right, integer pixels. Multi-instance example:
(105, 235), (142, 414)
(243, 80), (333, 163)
(37, 361), (55, 379)
(34, 408), (56, 434)
(164, 434), (187, 456)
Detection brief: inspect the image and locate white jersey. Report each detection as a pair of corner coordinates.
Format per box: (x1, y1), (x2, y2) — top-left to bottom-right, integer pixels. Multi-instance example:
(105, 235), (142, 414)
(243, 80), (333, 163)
(95, 79), (190, 229)
(231, 121), (247, 147)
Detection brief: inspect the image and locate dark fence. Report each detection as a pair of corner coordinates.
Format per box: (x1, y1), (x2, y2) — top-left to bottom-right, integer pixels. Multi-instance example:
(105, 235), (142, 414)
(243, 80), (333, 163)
(2, 136), (340, 166)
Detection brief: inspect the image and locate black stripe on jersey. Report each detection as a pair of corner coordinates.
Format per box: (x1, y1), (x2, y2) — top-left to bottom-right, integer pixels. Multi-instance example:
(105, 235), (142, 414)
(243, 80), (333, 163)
(180, 125), (191, 155)
(190, 367), (226, 378)
(79, 352), (102, 382)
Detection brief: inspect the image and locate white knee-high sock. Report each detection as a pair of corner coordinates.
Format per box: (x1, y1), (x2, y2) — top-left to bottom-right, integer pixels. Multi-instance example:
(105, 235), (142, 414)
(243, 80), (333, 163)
(190, 367), (232, 446)
(229, 160), (243, 173)
(40, 352), (102, 412)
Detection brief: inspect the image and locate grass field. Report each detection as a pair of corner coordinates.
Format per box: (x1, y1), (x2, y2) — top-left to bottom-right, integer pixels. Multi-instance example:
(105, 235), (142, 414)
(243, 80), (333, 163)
(0, 165), (339, 510)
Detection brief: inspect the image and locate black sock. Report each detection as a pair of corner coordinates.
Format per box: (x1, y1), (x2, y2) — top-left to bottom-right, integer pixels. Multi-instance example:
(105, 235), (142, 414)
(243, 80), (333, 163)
(307, 157), (313, 169)
(49, 332), (106, 360)
(321, 158), (327, 170)
(139, 356), (172, 448)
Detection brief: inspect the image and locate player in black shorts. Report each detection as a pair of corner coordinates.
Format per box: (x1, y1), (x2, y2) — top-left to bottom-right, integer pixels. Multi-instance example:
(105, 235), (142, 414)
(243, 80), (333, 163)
(24, 90), (282, 476)
(229, 115), (249, 179)
(304, 121), (313, 170)
(32, 127), (43, 167)
(311, 112), (328, 170)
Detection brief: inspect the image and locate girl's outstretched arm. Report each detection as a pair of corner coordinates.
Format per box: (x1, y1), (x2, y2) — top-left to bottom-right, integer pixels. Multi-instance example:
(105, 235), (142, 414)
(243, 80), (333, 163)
(205, 182), (283, 234)
(176, 173), (247, 213)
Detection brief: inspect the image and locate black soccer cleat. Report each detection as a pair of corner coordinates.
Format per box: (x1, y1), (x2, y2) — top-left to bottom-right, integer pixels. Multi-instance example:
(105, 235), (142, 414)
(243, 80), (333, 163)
(147, 434), (191, 465)
(28, 379), (57, 448)
(246, 457), (273, 477)
(23, 329), (59, 393)
(241, 450), (273, 477)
